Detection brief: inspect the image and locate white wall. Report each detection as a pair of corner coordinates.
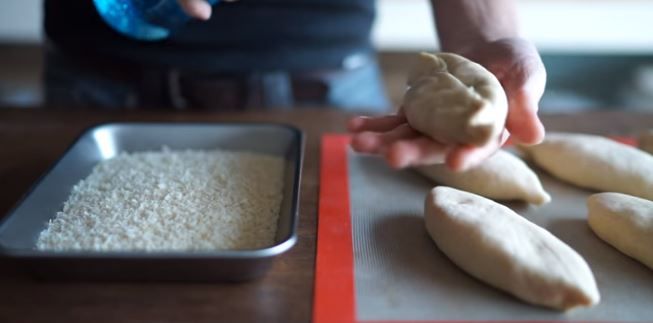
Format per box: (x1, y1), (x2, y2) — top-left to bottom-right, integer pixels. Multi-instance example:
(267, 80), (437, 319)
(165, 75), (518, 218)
(372, 0), (653, 54)
(1, 0), (652, 54)
(0, 0), (42, 43)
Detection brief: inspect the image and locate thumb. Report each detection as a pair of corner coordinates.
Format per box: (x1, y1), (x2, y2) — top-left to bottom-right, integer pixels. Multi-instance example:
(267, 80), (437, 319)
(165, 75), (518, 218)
(505, 88), (545, 145)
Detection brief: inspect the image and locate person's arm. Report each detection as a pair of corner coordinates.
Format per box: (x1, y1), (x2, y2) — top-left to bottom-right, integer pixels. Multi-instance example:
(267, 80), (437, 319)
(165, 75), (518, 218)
(432, 0), (519, 53)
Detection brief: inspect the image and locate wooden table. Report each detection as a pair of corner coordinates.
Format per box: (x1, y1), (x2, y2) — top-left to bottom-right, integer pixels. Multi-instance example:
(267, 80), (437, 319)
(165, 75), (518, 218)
(0, 108), (651, 323)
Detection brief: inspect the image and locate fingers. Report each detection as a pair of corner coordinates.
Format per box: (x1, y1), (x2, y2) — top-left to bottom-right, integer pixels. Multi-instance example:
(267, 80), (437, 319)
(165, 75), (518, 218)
(445, 130), (509, 172)
(502, 50), (547, 145)
(350, 124), (419, 154)
(349, 116), (450, 169)
(178, 0), (212, 20)
(347, 114), (407, 133)
(352, 126), (509, 171)
(350, 117), (510, 171)
(385, 137), (449, 169)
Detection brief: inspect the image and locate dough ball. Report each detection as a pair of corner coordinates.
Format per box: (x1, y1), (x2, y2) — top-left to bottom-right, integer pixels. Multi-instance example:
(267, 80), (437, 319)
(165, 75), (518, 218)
(402, 52), (508, 147)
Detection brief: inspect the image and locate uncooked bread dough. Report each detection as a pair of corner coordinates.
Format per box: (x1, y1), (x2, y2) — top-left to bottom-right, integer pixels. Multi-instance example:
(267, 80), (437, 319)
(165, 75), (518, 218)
(402, 52), (508, 146)
(425, 186), (600, 311)
(416, 150), (550, 205)
(519, 132), (653, 200)
(587, 192), (653, 270)
(638, 129), (653, 154)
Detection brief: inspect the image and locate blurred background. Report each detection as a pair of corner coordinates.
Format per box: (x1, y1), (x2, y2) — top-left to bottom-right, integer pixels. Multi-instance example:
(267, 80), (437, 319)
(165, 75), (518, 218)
(1, 0), (653, 111)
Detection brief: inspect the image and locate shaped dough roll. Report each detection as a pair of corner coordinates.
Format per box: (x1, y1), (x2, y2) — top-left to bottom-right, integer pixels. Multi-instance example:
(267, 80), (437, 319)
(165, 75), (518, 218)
(402, 52), (508, 147)
(519, 132), (653, 201)
(416, 150), (550, 205)
(587, 192), (653, 270)
(425, 186), (600, 311)
(638, 129), (653, 154)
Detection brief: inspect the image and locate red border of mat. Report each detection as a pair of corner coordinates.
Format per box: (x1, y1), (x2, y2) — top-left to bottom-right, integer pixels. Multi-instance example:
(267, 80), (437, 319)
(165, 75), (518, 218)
(314, 135), (356, 323)
(314, 134), (637, 323)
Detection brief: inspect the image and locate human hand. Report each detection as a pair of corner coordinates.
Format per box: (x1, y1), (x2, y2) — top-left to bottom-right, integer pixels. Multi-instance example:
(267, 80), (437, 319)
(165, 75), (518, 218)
(177, 0), (213, 20)
(348, 38), (546, 171)
(348, 110), (509, 172)
(459, 38), (546, 145)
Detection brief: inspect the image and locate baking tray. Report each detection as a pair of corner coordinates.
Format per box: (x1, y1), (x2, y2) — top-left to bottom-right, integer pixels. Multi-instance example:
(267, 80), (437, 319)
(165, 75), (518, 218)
(0, 122), (304, 282)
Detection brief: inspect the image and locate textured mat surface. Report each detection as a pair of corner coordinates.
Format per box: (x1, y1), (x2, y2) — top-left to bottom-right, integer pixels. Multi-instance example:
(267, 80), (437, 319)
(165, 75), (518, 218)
(348, 149), (653, 321)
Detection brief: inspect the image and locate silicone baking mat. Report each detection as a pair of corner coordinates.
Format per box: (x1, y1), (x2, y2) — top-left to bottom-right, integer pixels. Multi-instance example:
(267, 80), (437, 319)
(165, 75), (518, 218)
(314, 135), (653, 323)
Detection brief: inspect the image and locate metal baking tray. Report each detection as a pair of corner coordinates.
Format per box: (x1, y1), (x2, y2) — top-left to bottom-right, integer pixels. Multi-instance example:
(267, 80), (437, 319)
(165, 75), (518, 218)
(0, 122), (303, 281)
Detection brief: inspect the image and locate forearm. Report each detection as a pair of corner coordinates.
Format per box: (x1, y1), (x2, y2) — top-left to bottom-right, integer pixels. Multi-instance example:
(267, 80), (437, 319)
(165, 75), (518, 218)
(432, 0), (520, 52)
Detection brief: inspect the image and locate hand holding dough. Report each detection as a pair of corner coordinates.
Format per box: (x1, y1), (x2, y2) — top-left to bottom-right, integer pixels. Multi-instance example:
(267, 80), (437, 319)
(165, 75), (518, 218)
(588, 192), (653, 270)
(638, 129), (653, 154)
(519, 132), (653, 200)
(402, 52), (508, 147)
(416, 150), (550, 205)
(425, 186), (600, 311)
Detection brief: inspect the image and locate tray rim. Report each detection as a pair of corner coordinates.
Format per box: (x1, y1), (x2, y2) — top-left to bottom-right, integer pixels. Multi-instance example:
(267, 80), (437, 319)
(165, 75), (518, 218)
(0, 121), (304, 260)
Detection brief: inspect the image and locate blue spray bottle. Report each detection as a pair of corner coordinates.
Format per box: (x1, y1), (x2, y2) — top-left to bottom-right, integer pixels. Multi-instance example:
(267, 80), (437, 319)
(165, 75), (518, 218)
(93, 0), (219, 41)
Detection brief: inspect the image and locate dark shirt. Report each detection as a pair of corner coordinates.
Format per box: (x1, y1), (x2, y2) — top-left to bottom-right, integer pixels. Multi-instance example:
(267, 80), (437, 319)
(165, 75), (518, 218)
(44, 0), (376, 72)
